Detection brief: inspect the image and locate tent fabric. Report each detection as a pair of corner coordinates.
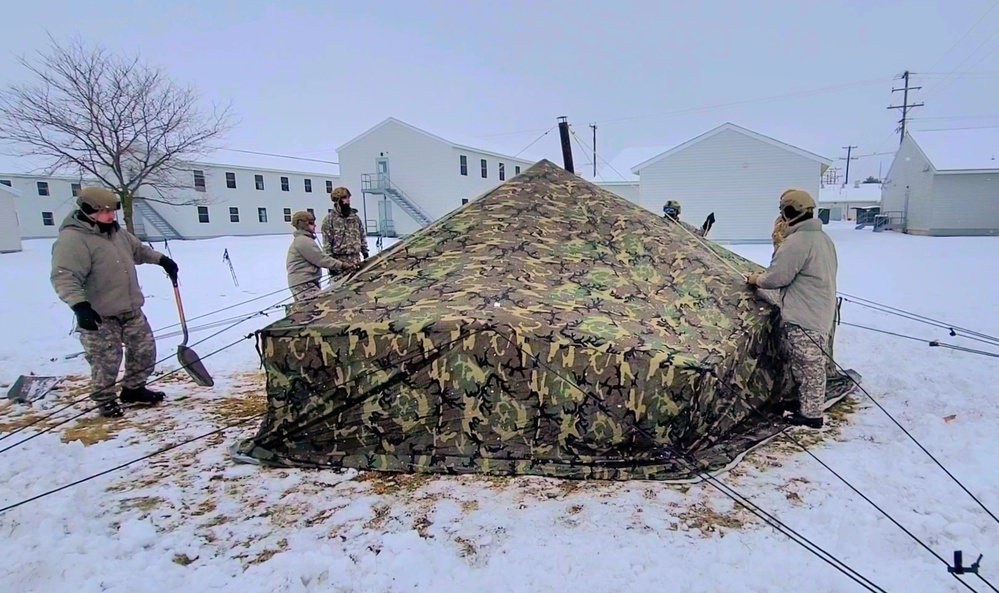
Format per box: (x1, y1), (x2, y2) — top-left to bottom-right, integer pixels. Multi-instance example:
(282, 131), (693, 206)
(236, 160), (857, 481)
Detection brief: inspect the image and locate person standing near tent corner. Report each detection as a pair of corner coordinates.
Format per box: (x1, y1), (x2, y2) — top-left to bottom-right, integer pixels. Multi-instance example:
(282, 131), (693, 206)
(321, 187), (369, 282)
(50, 187), (179, 418)
(287, 210), (355, 303)
(772, 189), (839, 379)
(746, 189), (838, 429)
(663, 200), (715, 238)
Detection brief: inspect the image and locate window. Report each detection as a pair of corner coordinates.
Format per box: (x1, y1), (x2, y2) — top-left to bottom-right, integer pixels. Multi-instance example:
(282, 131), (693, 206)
(42, 211), (54, 226)
(499, 163), (505, 181)
(459, 155), (467, 176)
(254, 174), (265, 191)
(258, 207), (268, 223)
(304, 179), (312, 193)
(515, 166), (521, 175)
(461, 198), (469, 205)
(306, 208), (315, 216)
(229, 207), (239, 223)
(193, 170), (206, 192)
(225, 172), (236, 189)
(480, 159), (487, 178)
(198, 206), (210, 223)
(71, 183), (81, 197)
(283, 208), (292, 222)
(37, 181), (49, 196)
(280, 176), (289, 192)
(325, 180), (333, 194)
(0, 180), (10, 187)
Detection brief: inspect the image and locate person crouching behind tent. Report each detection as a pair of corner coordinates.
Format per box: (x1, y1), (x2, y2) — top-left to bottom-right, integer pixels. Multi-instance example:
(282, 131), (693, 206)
(746, 189), (838, 429)
(286, 211), (355, 303)
(50, 187), (179, 418)
(663, 200), (715, 238)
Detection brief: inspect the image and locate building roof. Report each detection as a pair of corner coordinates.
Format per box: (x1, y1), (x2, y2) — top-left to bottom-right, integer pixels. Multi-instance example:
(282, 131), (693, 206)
(631, 122), (833, 174)
(818, 183), (882, 204)
(908, 128), (999, 172)
(337, 117), (543, 164)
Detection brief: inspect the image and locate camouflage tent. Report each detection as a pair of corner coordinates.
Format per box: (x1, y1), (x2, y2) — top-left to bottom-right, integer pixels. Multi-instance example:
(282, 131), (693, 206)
(236, 160), (857, 481)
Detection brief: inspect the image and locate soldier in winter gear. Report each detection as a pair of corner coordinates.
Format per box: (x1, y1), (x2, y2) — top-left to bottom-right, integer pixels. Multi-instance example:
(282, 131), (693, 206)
(321, 187), (369, 281)
(771, 189), (837, 379)
(746, 189), (838, 429)
(50, 187), (178, 418)
(286, 211), (355, 302)
(663, 200), (715, 238)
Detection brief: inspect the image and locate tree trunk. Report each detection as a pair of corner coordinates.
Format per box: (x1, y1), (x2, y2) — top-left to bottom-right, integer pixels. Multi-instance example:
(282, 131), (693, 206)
(120, 190), (135, 235)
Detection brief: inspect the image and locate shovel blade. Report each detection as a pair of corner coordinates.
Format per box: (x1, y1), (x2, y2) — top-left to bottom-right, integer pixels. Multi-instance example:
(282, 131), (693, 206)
(178, 345), (214, 387)
(6, 375), (63, 404)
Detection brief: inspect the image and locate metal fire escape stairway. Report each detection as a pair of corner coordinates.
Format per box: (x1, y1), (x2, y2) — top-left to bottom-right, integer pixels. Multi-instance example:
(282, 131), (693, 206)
(132, 198), (185, 241)
(360, 172), (433, 229)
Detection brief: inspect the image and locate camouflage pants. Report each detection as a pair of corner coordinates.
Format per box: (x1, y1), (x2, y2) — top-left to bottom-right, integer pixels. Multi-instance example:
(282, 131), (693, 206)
(78, 310), (156, 404)
(782, 324), (828, 419)
(290, 281), (321, 303)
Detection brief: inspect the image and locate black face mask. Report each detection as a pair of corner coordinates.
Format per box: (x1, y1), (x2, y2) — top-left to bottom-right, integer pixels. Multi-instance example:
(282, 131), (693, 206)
(338, 200), (351, 217)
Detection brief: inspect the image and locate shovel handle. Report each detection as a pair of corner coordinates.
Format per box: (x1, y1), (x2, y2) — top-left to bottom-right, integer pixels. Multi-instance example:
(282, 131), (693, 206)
(173, 281), (190, 347)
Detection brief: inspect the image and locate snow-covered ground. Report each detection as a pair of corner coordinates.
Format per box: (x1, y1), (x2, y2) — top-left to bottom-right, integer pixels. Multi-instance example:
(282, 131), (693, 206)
(1, 223), (997, 593)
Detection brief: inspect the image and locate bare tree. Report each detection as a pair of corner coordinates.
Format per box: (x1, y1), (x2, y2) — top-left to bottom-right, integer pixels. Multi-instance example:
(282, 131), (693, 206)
(0, 35), (235, 233)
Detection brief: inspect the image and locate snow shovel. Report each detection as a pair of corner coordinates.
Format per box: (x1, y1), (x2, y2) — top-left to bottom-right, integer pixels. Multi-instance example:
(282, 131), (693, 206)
(172, 279), (215, 387)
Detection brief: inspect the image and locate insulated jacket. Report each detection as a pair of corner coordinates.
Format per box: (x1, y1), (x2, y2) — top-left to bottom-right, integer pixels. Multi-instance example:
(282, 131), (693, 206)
(756, 218), (838, 334)
(50, 212), (165, 317)
(286, 229), (350, 291)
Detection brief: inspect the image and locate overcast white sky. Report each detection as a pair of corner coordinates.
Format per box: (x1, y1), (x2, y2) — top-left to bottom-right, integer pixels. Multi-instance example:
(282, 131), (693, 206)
(3, 0), (999, 182)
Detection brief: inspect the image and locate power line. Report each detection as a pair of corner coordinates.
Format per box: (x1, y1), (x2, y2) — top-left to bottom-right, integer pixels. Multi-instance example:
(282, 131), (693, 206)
(922, 0), (999, 74)
(214, 147), (339, 166)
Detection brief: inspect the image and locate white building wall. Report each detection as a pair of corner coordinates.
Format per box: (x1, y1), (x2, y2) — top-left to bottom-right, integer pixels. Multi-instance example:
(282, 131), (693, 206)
(637, 129), (824, 243)
(338, 122), (454, 236)
(2, 166), (340, 241)
(928, 173), (999, 235)
(338, 119), (533, 236)
(144, 164), (339, 239)
(881, 135), (935, 231)
(596, 181), (641, 204)
(0, 176), (83, 239)
(0, 186), (22, 253)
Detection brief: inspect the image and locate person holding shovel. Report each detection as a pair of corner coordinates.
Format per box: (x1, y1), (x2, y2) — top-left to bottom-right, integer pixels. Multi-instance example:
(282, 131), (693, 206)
(50, 187), (179, 418)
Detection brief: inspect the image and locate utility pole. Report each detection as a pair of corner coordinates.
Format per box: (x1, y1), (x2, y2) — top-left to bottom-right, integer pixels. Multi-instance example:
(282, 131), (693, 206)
(887, 70), (924, 145)
(590, 123), (597, 177)
(840, 145), (858, 186)
(557, 116), (575, 174)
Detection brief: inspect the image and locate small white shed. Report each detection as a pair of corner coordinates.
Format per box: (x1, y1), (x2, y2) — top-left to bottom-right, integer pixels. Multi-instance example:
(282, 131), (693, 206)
(0, 183), (22, 253)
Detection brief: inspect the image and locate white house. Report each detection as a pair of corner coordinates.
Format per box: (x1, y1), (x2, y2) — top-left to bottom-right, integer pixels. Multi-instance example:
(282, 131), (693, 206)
(336, 117), (540, 237)
(620, 123), (831, 243)
(818, 181), (882, 221)
(882, 130), (999, 236)
(1, 159), (341, 241)
(0, 182), (23, 253)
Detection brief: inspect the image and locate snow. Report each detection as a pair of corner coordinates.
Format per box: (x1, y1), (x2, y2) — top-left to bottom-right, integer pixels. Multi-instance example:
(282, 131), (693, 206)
(2, 223), (999, 593)
(909, 128), (999, 171)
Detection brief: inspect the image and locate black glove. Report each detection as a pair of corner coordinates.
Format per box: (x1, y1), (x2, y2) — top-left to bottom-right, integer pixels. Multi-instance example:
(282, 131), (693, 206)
(159, 255), (179, 282)
(71, 302), (102, 331)
(703, 212), (716, 232)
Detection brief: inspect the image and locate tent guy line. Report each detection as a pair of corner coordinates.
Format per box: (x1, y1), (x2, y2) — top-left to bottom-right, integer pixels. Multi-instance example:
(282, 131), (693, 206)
(0, 327), (893, 593)
(0, 284), (305, 453)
